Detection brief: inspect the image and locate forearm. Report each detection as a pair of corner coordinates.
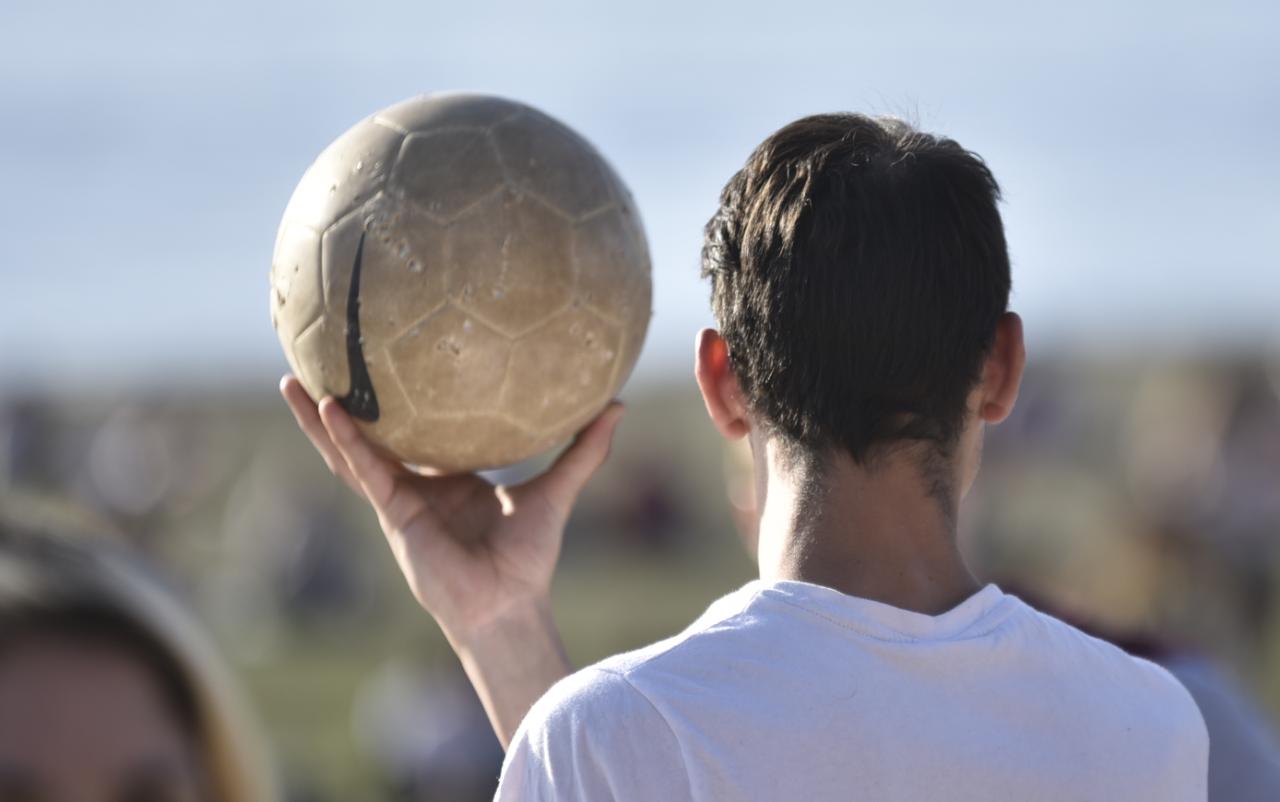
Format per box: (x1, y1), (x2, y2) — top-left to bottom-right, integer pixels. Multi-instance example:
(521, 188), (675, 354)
(447, 599), (573, 748)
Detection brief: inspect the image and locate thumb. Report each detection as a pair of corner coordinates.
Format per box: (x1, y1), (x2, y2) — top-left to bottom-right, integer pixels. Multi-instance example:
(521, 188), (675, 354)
(517, 402), (625, 517)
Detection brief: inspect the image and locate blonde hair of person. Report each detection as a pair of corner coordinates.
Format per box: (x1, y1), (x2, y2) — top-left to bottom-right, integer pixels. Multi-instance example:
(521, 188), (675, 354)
(0, 503), (280, 802)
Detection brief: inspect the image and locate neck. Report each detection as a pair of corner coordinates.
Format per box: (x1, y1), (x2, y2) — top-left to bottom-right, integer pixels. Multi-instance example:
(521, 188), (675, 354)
(754, 439), (979, 615)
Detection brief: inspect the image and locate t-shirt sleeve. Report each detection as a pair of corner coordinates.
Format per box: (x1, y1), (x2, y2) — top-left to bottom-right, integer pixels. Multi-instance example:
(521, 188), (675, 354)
(1130, 657), (1211, 802)
(494, 667), (692, 802)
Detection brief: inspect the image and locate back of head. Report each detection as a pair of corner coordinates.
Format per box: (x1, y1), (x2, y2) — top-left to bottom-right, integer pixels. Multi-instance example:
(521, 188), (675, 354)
(702, 114), (1011, 471)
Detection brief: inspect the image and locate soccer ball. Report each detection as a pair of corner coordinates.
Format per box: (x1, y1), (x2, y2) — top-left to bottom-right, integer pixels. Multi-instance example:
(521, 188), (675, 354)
(270, 93), (651, 472)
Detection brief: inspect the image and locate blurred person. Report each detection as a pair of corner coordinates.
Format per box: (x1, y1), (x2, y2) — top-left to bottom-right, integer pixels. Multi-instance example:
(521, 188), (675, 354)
(1160, 653), (1280, 801)
(0, 512), (279, 802)
(283, 113), (1208, 800)
(612, 459), (685, 552)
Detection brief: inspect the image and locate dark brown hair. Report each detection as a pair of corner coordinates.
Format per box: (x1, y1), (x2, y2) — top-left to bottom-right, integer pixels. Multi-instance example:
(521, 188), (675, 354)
(703, 113), (1010, 475)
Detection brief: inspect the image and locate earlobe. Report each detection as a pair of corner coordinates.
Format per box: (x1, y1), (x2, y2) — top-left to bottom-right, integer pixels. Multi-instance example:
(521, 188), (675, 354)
(694, 329), (751, 440)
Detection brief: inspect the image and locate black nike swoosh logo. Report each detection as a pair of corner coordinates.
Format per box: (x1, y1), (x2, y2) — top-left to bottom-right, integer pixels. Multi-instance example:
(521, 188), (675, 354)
(337, 230), (380, 422)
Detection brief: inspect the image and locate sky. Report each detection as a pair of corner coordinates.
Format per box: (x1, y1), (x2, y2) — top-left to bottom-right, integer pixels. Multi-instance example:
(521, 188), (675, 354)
(1, 0), (1277, 390)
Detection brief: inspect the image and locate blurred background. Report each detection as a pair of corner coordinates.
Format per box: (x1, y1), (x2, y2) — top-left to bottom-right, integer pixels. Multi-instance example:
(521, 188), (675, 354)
(2, 0), (1278, 798)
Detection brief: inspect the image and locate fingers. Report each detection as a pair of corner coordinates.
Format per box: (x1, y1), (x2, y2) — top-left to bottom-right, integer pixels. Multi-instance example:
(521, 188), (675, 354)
(285, 376), (430, 536)
(518, 401), (625, 516)
(317, 396), (403, 511)
(279, 376), (364, 497)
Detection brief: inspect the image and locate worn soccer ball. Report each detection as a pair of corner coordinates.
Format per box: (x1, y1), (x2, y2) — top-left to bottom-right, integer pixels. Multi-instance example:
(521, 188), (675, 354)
(270, 93), (651, 471)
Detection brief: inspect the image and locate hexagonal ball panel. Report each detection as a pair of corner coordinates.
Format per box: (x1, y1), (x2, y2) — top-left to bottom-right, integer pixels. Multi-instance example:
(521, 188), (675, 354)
(491, 111), (613, 219)
(375, 93), (527, 134)
(386, 305), (511, 416)
(447, 190), (574, 337)
(502, 306), (621, 434)
(279, 119), (404, 233)
(380, 413), (545, 473)
(389, 129), (506, 221)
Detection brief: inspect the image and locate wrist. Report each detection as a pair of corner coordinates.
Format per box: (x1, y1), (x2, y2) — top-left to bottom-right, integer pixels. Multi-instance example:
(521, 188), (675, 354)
(442, 594), (573, 747)
(445, 594), (559, 658)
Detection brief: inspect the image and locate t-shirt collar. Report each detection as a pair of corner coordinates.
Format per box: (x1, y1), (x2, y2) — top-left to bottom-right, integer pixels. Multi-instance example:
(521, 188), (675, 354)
(749, 579), (1014, 642)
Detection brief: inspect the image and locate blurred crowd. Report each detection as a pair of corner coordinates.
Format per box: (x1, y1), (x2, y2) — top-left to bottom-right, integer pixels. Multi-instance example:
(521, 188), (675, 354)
(1, 352), (1278, 799)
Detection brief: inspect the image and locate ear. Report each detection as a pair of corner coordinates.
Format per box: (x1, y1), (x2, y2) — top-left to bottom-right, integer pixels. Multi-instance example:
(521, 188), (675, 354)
(694, 328), (751, 440)
(978, 312), (1027, 424)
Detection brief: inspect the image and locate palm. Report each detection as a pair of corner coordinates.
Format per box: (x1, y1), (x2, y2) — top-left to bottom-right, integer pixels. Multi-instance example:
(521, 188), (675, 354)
(385, 470), (565, 634)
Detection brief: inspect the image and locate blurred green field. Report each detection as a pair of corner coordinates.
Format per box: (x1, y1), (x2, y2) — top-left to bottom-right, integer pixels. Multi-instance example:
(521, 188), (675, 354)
(240, 549), (754, 795)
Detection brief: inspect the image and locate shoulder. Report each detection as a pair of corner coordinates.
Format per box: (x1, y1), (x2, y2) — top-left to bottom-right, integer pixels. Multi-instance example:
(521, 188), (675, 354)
(1020, 603), (1192, 697)
(596, 581), (765, 676)
(497, 666), (690, 802)
(495, 587), (763, 802)
(520, 583), (757, 737)
(521, 664), (671, 748)
(1012, 600), (1208, 757)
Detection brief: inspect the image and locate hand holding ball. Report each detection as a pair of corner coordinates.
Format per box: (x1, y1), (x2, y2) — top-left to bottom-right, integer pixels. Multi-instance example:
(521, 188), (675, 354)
(270, 94), (651, 471)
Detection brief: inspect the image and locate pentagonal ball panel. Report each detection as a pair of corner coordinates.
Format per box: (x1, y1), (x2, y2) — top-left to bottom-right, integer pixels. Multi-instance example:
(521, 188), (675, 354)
(448, 190), (574, 337)
(270, 222), (324, 342)
(492, 111), (613, 219)
(323, 198), (450, 347)
(572, 206), (651, 325)
(387, 305), (511, 416)
(503, 306), (621, 434)
(290, 315), (342, 407)
(389, 130), (506, 221)
(572, 204), (651, 395)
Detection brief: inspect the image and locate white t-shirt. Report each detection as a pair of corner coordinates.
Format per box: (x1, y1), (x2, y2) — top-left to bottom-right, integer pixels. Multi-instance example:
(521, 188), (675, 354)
(496, 580), (1208, 801)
